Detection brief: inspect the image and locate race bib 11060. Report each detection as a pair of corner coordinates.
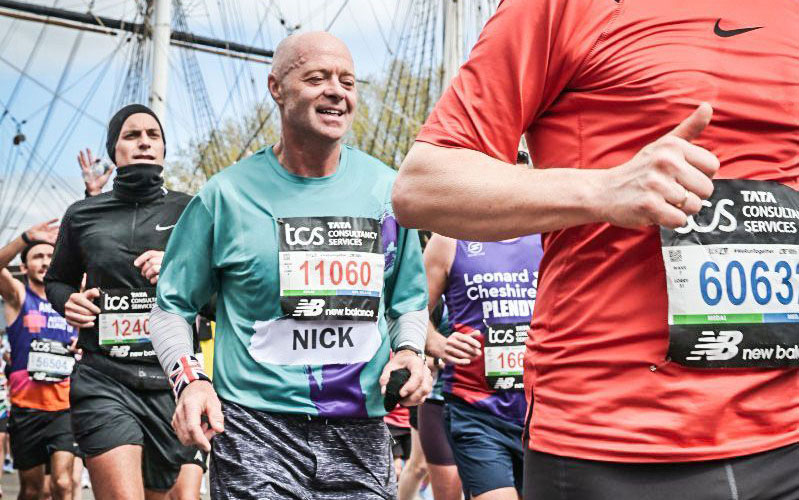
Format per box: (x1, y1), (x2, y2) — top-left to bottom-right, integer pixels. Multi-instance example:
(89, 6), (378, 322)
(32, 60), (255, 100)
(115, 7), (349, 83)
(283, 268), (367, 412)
(278, 217), (384, 322)
(661, 180), (799, 368)
(483, 322), (528, 390)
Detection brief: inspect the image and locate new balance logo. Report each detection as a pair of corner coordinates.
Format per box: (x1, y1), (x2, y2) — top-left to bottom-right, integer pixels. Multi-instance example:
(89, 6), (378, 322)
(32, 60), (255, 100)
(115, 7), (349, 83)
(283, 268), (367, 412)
(292, 299), (325, 317)
(493, 377), (515, 390)
(686, 330), (743, 361)
(109, 345), (130, 358)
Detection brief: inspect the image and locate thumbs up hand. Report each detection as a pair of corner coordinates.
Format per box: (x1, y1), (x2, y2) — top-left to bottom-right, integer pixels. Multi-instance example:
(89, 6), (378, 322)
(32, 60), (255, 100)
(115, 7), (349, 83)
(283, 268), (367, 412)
(597, 102), (720, 229)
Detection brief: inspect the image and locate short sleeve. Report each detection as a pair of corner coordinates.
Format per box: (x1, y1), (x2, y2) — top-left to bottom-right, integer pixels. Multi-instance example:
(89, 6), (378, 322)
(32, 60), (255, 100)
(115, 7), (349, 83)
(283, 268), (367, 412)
(384, 226), (428, 319)
(157, 195), (218, 324)
(416, 0), (618, 163)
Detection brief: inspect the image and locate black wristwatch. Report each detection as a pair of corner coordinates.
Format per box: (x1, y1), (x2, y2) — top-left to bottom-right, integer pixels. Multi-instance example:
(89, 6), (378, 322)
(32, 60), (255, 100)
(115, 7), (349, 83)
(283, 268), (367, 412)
(396, 345), (426, 363)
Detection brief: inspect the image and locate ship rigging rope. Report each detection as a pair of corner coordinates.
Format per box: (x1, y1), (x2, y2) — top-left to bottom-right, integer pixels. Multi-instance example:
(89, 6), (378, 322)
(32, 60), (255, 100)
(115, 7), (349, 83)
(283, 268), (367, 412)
(0, 27), (85, 231)
(0, 0), (57, 128)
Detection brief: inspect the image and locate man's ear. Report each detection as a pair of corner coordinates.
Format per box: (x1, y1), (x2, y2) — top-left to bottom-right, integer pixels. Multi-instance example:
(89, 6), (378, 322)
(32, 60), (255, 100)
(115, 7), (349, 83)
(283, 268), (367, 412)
(268, 74), (282, 105)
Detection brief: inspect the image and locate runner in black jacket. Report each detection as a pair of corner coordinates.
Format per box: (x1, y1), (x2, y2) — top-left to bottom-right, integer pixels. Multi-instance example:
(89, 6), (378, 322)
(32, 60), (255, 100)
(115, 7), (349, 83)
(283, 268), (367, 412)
(45, 104), (205, 500)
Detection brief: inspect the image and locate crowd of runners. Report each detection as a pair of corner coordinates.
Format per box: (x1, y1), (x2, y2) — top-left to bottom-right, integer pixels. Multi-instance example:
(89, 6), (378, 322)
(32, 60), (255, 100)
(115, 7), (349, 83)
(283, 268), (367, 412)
(0, 1), (798, 499)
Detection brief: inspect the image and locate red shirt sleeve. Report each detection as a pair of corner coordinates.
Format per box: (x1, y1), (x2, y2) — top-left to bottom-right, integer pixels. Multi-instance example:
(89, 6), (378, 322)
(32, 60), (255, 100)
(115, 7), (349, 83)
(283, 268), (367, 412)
(417, 0), (619, 164)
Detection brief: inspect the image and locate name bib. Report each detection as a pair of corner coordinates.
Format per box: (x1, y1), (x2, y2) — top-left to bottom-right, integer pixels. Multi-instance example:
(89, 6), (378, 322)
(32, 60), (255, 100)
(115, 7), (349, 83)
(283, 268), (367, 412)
(661, 179), (799, 368)
(249, 318), (381, 366)
(278, 216), (384, 322)
(483, 322), (527, 390)
(28, 338), (74, 382)
(97, 288), (158, 360)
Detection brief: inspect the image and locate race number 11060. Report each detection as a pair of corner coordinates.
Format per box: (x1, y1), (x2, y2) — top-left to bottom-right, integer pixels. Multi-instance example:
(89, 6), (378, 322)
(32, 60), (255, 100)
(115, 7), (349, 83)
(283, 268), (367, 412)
(299, 259), (372, 287)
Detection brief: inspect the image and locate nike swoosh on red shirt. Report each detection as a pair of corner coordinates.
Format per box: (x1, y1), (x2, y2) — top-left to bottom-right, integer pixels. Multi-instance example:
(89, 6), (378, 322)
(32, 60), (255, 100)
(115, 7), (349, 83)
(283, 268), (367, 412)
(714, 19), (763, 37)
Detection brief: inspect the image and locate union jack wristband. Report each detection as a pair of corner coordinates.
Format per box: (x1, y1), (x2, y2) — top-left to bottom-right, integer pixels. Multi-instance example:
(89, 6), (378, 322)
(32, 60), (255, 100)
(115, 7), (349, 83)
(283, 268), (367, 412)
(169, 355), (211, 401)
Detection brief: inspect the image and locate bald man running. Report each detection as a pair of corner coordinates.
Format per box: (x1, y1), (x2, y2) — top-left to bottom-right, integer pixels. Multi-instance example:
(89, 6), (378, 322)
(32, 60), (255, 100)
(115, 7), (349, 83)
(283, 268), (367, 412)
(149, 32), (431, 499)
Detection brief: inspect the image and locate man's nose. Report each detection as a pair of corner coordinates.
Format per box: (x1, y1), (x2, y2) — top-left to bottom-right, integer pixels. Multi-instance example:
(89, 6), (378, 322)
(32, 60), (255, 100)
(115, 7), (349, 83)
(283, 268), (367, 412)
(324, 81), (346, 100)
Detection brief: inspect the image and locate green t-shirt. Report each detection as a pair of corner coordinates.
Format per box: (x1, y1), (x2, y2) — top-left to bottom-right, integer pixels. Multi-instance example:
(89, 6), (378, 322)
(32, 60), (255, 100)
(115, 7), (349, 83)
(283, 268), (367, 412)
(157, 145), (427, 417)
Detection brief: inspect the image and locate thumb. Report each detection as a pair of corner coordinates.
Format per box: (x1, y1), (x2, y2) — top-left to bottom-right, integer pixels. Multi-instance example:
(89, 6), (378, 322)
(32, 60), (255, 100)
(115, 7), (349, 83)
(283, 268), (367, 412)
(666, 102), (713, 141)
(379, 365), (392, 393)
(207, 397), (225, 433)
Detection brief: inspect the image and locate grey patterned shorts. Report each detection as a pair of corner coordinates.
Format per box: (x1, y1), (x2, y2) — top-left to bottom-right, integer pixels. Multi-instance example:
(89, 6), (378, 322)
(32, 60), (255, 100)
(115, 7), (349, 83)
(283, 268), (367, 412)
(210, 399), (397, 500)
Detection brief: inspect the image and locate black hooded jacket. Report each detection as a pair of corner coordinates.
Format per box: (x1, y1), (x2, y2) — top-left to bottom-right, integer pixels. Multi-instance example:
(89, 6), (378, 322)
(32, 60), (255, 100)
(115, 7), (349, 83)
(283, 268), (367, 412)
(45, 174), (191, 389)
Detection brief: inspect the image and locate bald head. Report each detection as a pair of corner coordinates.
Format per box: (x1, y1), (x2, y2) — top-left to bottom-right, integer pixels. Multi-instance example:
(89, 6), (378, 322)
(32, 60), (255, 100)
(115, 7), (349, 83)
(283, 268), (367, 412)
(271, 31), (354, 83)
(267, 31), (357, 144)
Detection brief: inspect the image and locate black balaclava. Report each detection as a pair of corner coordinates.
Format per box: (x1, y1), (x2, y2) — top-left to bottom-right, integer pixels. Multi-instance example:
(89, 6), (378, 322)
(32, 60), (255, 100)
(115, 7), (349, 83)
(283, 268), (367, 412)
(113, 164), (165, 203)
(106, 104), (166, 164)
(106, 104), (167, 203)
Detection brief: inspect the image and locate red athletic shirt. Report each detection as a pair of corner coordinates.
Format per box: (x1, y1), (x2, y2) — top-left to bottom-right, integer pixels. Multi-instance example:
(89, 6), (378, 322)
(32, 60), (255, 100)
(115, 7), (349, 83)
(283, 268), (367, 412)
(417, 0), (799, 462)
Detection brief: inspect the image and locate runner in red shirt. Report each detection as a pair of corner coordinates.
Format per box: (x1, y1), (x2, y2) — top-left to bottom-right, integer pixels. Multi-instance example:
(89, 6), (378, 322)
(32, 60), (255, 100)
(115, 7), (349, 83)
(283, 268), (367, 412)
(393, 0), (799, 498)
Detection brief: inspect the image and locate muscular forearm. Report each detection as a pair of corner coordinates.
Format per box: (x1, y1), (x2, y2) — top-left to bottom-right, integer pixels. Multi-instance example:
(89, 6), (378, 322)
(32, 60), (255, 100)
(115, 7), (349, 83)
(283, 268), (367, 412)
(393, 142), (606, 241)
(425, 324), (447, 358)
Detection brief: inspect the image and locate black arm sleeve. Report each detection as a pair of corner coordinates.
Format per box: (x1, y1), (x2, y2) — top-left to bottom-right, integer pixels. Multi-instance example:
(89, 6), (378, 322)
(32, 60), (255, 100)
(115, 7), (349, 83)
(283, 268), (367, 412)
(45, 208), (83, 317)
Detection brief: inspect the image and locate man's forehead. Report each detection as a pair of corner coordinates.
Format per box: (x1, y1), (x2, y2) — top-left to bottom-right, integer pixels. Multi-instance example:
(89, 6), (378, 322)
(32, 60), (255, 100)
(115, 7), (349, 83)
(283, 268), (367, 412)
(121, 113), (159, 131)
(28, 244), (53, 256)
(273, 32), (354, 79)
(288, 48), (353, 73)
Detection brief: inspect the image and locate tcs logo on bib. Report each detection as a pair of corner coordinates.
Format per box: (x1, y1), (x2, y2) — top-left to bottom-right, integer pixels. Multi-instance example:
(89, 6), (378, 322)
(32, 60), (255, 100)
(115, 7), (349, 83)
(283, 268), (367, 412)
(104, 295), (130, 311)
(284, 222), (324, 246)
(674, 199), (737, 235)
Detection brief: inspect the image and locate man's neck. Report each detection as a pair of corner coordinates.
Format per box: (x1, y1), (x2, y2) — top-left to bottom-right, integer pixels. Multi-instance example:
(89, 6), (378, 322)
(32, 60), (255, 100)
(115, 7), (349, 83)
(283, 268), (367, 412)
(274, 131), (342, 178)
(27, 280), (46, 299)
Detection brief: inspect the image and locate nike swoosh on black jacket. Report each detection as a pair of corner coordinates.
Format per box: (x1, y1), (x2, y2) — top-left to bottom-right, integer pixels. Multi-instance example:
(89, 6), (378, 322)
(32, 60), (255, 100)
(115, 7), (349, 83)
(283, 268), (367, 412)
(45, 183), (191, 389)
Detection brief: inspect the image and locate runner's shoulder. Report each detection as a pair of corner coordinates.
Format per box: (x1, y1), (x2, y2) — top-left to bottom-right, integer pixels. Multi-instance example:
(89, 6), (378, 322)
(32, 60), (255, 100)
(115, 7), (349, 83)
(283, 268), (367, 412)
(195, 150), (263, 194)
(163, 189), (192, 208)
(346, 145), (397, 182)
(61, 191), (115, 223)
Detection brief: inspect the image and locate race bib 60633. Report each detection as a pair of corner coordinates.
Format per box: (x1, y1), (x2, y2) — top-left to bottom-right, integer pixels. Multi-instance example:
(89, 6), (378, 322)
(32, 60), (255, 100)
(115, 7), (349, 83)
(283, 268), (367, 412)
(278, 216), (384, 322)
(661, 180), (799, 368)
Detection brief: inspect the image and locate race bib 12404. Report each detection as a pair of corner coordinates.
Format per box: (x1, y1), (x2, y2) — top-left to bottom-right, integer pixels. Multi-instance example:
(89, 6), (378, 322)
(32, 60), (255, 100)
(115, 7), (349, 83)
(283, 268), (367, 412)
(97, 288), (158, 360)
(278, 216), (384, 322)
(661, 179), (799, 368)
